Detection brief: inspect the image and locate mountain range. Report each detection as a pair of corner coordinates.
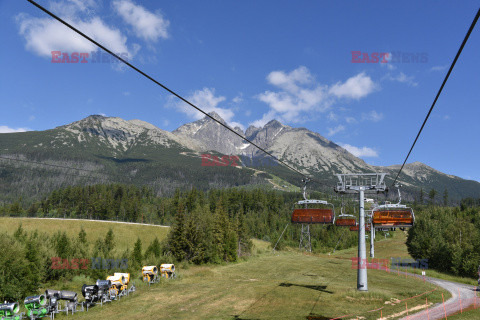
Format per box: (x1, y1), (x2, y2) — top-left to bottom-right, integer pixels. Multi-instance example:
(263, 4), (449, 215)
(0, 113), (479, 203)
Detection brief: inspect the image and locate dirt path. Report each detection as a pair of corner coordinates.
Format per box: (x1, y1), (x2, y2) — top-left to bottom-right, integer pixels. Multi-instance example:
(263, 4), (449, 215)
(399, 271), (477, 320)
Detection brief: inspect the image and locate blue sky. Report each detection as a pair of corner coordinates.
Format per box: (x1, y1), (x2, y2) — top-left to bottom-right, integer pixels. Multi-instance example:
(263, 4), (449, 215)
(0, 0), (479, 182)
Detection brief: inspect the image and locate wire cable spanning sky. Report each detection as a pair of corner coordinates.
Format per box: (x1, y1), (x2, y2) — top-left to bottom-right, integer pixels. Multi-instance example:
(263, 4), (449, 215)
(392, 8), (480, 186)
(25, 0), (314, 182)
(1, 1), (479, 182)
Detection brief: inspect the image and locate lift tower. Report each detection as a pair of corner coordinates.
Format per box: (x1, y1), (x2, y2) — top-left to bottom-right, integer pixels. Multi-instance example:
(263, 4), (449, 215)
(334, 173), (387, 291)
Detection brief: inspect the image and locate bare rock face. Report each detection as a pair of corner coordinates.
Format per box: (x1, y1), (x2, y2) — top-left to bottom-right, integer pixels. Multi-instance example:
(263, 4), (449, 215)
(172, 111), (246, 155)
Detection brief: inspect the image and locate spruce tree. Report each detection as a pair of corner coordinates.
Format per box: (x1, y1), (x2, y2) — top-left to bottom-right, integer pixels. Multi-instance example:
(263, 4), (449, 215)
(167, 210), (187, 261)
(429, 188), (437, 204)
(132, 238), (143, 268)
(78, 227), (87, 244)
(103, 228), (115, 257)
(145, 237), (162, 258)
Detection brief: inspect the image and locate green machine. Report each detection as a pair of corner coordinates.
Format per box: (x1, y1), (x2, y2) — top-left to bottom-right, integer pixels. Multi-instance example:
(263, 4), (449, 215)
(0, 302), (22, 320)
(24, 295), (48, 319)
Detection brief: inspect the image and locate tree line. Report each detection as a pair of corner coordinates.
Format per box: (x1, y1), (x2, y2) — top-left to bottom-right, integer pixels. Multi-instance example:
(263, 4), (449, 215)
(407, 203), (480, 278)
(0, 184), (359, 255)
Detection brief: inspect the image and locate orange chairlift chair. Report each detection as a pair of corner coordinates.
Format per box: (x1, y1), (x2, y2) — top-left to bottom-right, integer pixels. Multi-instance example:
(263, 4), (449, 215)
(291, 179), (335, 225)
(335, 199), (357, 227)
(372, 185), (415, 230)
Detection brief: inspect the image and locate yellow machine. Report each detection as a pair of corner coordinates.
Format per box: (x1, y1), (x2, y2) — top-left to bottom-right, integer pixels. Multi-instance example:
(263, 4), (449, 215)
(160, 264), (176, 279)
(114, 273), (130, 292)
(142, 266), (159, 283)
(106, 274), (126, 296)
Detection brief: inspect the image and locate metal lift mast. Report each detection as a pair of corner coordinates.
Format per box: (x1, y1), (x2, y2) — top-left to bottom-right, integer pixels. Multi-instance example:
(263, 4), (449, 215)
(334, 173), (387, 291)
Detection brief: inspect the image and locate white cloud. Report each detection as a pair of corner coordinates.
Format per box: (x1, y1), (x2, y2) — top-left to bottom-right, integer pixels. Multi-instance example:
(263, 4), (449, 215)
(230, 122), (245, 131)
(380, 52), (396, 70)
(345, 116), (357, 124)
(341, 144), (378, 158)
(329, 72), (377, 99)
(28, 115), (35, 121)
(122, 91), (131, 96)
(0, 126), (30, 133)
(327, 125), (345, 137)
(49, 0), (97, 17)
(232, 95), (243, 104)
(113, 0), (169, 42)
(16, 13), (132, 58)
(327, 112), (338, 121)
(362, 110), (384, 122)
(253, 67), (377, 127)
(250, 110), (277, 127)
(443, 115), (450, 120)
(174, 88), (243, 129)
(430, 65), (447, 72)
(384, 72), (418, 87)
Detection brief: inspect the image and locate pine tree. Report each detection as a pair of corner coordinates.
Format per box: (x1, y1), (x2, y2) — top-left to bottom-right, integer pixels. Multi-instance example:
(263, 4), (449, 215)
(167, 210), (188, 261)
(419, 188), (424, 205)
(145, 237), (162, 258)
(54, 232), (71, 258)
(13, 224), (25, 241)
(132, 238), (143, 268)
(236, 211), (252, 257)
(103, 228), (115, 257)
(77, 227), (89, 258)
(78, 227), (87, 244)
(24, 236), (43, 293)
(429, 189), (437, 204)
(443, 189), (449, 206)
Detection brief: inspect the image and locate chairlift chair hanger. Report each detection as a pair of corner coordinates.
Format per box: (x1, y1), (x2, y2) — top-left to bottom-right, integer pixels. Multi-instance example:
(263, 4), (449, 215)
(372, 184), (415, 229)
(335, 196), (357, 227)
(291, 179), (336, 224)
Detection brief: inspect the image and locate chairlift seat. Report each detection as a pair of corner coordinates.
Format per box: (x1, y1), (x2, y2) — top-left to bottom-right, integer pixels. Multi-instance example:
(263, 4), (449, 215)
(372, 208), (415, 227)
(335, 217), (357, 227)
(291, 208), (334, 224)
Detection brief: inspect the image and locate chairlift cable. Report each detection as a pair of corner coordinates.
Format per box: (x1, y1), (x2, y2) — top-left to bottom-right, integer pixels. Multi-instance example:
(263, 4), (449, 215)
(392, 7), (480, 186)
(26, 0), (314, 184)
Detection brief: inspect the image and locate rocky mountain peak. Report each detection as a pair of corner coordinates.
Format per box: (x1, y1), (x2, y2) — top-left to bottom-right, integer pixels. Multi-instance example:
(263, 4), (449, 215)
(264, 119), (284, 129)
(245, 125), (261, 139)
(206, 111), (225, 123)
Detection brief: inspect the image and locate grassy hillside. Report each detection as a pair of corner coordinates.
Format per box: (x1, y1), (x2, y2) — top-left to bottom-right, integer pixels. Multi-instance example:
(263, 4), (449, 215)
(0, 217), (170, 252)
(5, 217), (480, 319)
(61, 238), (449, 320)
